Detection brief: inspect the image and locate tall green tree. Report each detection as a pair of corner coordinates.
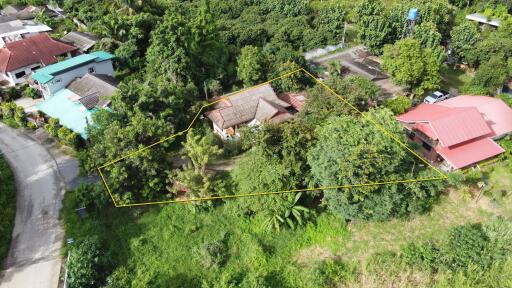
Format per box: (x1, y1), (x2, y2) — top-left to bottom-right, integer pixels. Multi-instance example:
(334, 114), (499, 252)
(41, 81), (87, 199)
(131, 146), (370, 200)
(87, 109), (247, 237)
(450, 21), (480, 66)
(308, 108), (442, 220)
(382, 38), (442, 95)
(354, 0), (391, 54)
(237, 45), (265, 86)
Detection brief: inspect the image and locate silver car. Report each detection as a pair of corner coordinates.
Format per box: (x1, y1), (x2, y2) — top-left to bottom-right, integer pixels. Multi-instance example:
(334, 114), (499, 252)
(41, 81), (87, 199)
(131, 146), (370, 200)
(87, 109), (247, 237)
(424, 90), (451, 104)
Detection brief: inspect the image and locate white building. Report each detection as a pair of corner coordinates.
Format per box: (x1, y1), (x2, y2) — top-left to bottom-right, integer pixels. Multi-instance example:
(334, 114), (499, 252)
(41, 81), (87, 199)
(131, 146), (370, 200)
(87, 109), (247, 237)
(0, 33), (76, 86)
(32, 51), (115, 99)
(0, 19), (51, 46)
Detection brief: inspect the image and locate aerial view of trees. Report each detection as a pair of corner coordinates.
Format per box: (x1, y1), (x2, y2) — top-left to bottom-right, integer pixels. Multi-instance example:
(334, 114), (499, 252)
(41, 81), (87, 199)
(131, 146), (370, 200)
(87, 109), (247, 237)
(1, 0), (506, 287)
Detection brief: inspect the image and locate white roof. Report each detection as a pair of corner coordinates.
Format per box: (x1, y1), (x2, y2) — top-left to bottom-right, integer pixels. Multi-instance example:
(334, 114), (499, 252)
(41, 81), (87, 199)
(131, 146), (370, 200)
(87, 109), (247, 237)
(465, 13), (501, 27)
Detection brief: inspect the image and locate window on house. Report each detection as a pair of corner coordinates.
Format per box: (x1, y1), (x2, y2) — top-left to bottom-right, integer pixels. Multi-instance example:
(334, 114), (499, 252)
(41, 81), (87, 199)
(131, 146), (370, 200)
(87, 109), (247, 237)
(14, 71), (26, 79)
(88, 67), (96, 73)
(55, 79), (62, 83)
(408, 131), (415, 140)
(31, 65), (40, 71)
(422, 141), (432, 151)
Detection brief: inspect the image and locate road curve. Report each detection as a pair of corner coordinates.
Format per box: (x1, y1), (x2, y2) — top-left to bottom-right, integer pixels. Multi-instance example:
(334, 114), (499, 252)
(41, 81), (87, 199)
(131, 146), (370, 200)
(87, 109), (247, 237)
(0, 124), (78, 288)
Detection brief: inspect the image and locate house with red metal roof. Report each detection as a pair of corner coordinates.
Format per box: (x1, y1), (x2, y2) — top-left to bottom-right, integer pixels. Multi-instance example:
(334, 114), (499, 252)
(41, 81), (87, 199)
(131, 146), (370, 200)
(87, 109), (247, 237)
(205, 84), (305, 140)
(397, 96), (512, 170)
(0, 33), (76, 86)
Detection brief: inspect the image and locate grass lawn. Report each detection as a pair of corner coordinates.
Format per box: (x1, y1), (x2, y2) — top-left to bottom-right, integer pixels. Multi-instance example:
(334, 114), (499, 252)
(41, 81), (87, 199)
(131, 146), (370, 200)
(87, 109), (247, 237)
(439, 65), (473, 93)
(0, 155), (16, 262)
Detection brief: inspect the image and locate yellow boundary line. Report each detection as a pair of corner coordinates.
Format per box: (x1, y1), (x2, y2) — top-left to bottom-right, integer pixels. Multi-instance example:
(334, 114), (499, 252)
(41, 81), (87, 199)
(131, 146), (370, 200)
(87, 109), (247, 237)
(98, 68), (447, 207)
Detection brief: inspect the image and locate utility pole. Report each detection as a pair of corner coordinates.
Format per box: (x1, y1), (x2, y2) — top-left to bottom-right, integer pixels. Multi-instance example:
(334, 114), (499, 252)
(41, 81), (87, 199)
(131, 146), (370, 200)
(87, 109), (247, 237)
(204, 81), (208, 100)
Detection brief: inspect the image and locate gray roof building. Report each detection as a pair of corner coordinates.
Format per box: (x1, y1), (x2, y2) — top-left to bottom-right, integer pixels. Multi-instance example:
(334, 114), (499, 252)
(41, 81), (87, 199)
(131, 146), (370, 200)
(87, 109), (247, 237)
(67, 73), (119, 109)
(61, 32), (98, 52)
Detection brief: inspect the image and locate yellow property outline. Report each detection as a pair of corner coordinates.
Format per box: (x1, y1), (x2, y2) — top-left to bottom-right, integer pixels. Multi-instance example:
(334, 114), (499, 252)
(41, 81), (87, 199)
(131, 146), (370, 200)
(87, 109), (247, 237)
(98, 68), (448, 207)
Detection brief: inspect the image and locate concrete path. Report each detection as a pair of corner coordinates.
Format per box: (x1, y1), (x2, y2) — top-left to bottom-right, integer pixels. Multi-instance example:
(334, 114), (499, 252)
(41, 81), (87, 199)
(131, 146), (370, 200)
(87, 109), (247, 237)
(0, 124), (78, 288)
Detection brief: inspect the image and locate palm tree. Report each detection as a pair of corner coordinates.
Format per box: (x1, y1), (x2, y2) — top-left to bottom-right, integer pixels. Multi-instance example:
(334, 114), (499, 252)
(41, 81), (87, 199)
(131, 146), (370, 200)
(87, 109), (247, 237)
(264, 193), (310, 232)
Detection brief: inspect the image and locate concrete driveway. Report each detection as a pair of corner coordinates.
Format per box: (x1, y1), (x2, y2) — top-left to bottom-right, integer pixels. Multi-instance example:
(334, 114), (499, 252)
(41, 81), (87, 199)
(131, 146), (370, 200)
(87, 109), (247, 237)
(0, 124), (78, 288)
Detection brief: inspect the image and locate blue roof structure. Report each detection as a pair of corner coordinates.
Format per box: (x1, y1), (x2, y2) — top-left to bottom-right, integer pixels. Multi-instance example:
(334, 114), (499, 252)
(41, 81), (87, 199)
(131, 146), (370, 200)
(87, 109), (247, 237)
(36, 89), (96, 139)
(32, 51), (114, 84)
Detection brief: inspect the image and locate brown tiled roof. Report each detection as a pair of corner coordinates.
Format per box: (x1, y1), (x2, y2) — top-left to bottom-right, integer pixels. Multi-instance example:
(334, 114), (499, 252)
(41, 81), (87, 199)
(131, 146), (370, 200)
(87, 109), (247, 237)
(206, 84), (292, 129)
(0, 33), (77, 73)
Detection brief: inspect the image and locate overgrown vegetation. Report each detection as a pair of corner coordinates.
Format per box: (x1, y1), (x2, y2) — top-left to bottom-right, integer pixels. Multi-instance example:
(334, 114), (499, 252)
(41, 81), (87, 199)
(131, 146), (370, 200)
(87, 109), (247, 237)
(1, 0), (507, 286)
(0, 156), (16, 262)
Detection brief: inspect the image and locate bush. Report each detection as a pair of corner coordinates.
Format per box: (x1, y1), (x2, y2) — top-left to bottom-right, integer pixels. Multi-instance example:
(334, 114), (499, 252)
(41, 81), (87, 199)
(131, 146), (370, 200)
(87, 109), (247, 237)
(464, 169), (483, 185)
(66, 236), (107, 288)
(44, 118), (60, 137)
(441, 224), (489, 270)
(75, 183), (108, 209)
(0, 101), (16, 119)
(385, 95), (412, 115)
(23, 86), (39, 99)
(401, 241), (440, 271)
(313, 259), (358, 287)
(14, 106), (25, 126)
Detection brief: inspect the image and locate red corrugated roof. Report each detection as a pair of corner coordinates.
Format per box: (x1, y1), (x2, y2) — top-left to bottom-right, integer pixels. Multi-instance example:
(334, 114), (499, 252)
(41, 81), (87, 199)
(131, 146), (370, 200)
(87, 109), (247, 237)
(437, 96), (512, 138)
(0, 33), (77, 73)
(413, 122), (437, 140)
(429, 108), (492, 147)
(436, 137), (505, 169)
(397, 104), (492, 147)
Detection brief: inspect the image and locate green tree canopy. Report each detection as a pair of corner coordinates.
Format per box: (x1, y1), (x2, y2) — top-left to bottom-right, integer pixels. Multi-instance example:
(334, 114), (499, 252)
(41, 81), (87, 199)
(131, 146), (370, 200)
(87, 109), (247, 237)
(382, 38), (442, 95)
(236, 45), (264, 86)
(307, 108), (442, 220)
(450, 21), (480, 65)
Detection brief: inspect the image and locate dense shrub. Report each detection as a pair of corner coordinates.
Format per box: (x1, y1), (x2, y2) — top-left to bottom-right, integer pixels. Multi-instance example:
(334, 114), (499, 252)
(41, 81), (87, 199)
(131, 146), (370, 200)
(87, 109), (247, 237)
(66, 236), (107, 288)
(401, 241), (440, 271)
(74, 183), (109, 209)
(385, 95), (412, 115)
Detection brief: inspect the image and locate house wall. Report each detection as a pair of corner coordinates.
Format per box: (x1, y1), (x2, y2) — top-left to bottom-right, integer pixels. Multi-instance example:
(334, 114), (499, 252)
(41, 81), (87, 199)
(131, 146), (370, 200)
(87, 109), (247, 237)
(39, 60), (114, 99)
(5, 63), (43, 85)
(213, 122), (228, 140)
(406, 129), (441, 162)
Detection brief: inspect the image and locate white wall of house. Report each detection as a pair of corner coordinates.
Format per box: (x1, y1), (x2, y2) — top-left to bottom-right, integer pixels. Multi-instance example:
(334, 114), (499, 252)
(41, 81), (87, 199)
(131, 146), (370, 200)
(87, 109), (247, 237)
(39, 60), (114, 99)
(3, 63), (42, 85)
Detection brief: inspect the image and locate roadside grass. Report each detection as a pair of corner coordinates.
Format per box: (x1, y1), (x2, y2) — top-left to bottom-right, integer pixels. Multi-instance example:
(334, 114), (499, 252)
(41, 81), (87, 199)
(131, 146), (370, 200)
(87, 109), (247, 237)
(339, 190), (494, 263)
(439, 65), (473, 92)
(0, 155), (16, 263)
(62, 191), (149, 265)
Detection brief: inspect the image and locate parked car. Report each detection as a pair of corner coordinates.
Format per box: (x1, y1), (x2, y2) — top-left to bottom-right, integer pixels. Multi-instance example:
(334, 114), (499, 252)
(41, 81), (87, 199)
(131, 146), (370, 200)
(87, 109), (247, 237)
(424, 90), (451, 104)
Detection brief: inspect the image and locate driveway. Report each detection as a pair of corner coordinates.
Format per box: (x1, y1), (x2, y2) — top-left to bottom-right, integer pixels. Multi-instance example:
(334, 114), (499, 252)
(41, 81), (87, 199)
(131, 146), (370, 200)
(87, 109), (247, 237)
(0, 124), (78, 288)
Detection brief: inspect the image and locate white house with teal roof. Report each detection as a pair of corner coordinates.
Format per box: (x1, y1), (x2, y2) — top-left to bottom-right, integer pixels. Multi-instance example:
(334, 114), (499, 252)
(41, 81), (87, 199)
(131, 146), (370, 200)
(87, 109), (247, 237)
(32, 51), (114, 99)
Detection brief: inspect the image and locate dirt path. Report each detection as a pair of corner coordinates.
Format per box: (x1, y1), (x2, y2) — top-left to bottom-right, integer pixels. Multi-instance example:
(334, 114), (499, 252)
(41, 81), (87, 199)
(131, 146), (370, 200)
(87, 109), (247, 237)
(0, 124), (79, 288)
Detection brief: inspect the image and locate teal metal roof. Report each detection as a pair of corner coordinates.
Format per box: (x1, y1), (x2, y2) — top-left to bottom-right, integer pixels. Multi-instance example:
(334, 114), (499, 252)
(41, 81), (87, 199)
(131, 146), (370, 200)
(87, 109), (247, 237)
(32, 51), (114, 84)
(36, 88), (97, 139)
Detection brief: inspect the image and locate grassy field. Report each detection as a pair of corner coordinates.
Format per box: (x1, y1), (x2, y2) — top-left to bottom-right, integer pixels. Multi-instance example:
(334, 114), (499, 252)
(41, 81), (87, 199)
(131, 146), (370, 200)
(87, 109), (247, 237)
(0, 156), (16, 262)
(339, 190), (495, 263)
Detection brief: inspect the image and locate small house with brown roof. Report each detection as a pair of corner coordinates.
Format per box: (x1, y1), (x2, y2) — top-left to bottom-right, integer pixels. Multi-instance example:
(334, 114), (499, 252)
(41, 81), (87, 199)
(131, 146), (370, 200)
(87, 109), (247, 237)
(0, 33), (76, 86)
(206, 84), (305, 140)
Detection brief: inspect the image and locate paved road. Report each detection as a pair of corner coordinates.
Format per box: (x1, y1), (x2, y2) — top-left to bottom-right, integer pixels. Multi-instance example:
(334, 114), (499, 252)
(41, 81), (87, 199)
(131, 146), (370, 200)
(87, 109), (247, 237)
(0, 124), (78, 288)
